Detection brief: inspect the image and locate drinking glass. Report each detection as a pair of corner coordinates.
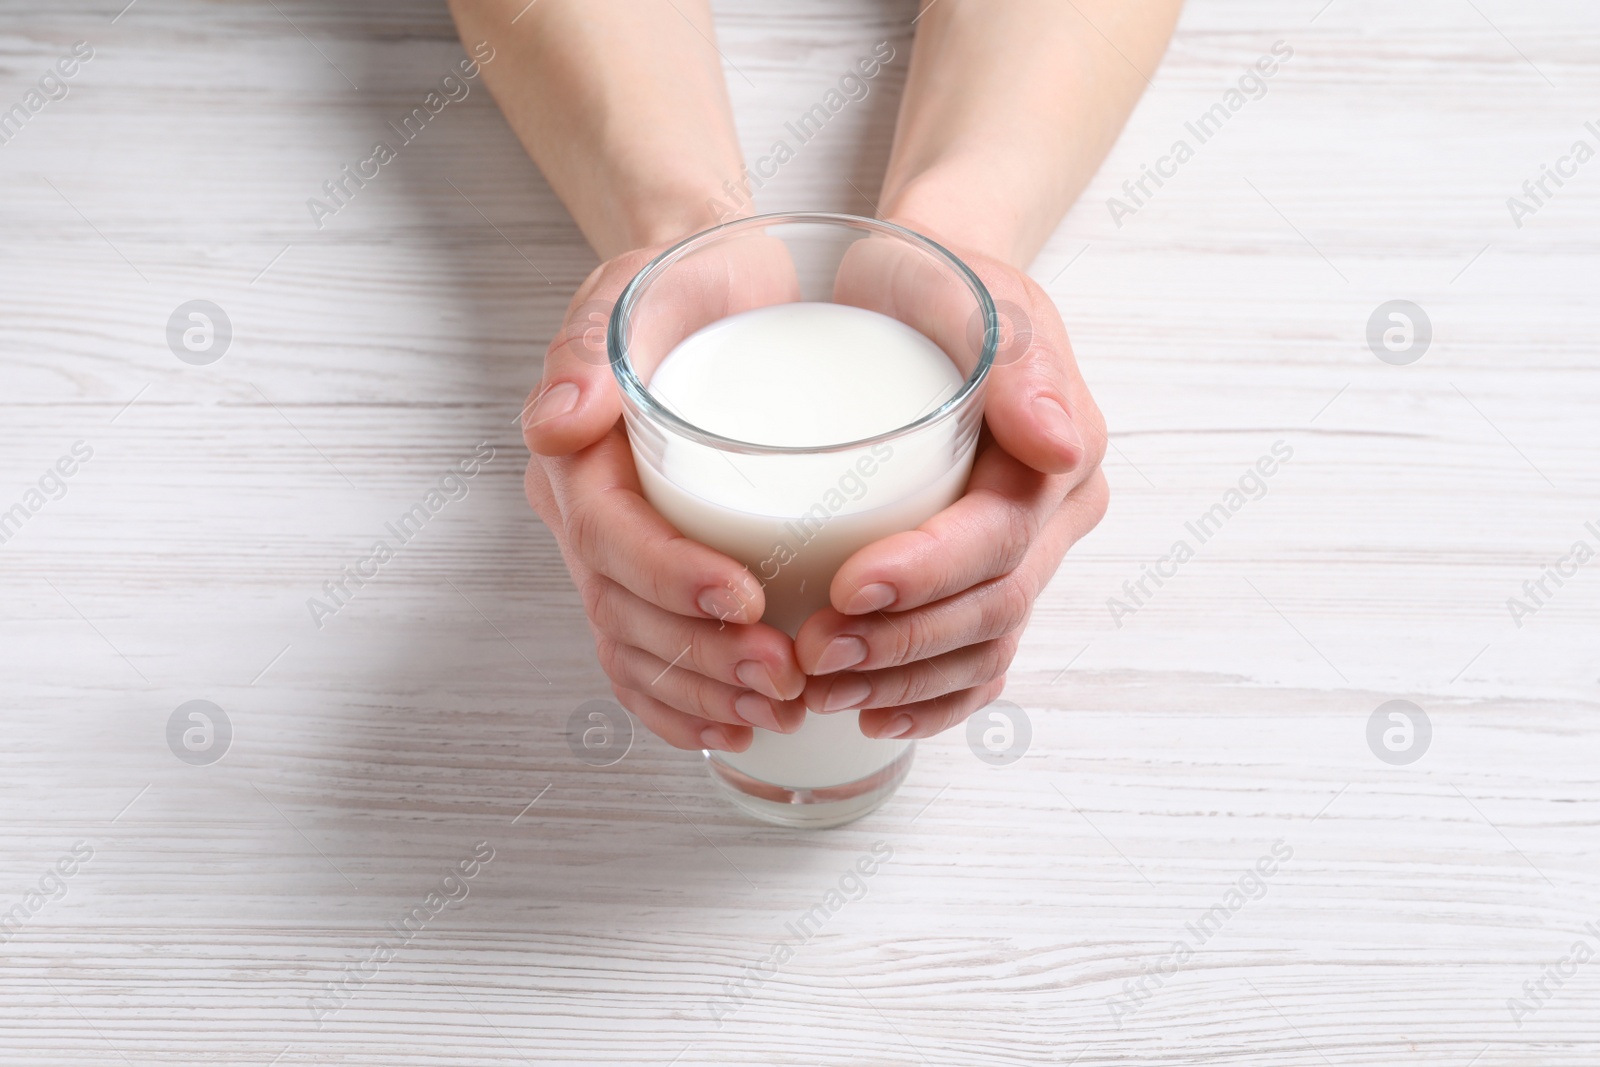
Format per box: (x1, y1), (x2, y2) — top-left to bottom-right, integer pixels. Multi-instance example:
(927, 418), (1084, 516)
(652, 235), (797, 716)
(609, 212), (996, 828)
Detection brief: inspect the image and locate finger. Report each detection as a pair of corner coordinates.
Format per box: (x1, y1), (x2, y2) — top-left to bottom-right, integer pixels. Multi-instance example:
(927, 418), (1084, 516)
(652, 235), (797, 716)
(597, 638), (807, 734)
(526, 233), (802, 457)
(612, 684), (753, 753)
(587, 575), (805, 700)
(834, 237), (1106, 479)
(523, 252), (654, 457)
(625, 231), (801, 384)
(804, 632), (1019, 714)
(798, 580), (1028, 677)
(856, 676), (1009, 741)
(522, 449), (558, 525)
(829, 439), (1074, 615)
(547, 426), (766, 623)
(797, 471), (1107, 672)
(976, 264), (1106, 477)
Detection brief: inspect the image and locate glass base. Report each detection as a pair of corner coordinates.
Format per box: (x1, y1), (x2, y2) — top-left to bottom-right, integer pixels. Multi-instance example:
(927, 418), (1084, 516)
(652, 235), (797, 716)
(703, 744), (916, 829)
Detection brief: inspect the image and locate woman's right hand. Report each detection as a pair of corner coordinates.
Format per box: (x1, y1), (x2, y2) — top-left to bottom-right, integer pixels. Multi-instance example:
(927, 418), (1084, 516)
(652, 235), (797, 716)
(523, 244), (810, 753)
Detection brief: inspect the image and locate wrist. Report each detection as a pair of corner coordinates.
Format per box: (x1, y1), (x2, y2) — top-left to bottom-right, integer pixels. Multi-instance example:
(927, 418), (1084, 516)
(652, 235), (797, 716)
(602, 167), (754, 259)
(880, 155), (1057, 269)
(879, 156), (1017, 266)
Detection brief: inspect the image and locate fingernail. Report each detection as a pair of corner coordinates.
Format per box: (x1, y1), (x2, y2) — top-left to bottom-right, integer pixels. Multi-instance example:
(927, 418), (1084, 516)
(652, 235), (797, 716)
(735, 660), (783, 701)
(734, 692), (780, 732)
(812, 635), (868, 675)
(700, 725), (731, 751)
(846, 582), (897, 614)
(1031, 395), (1083, 458)
(875, 713), (915, 739)
(526, 380), (579, 430)
(697, 585), (748, 624)
(822, 674), (872, 713)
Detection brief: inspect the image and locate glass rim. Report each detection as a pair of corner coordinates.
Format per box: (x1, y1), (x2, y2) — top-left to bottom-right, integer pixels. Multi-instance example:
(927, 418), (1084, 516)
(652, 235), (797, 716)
(607, 211), (997, 456)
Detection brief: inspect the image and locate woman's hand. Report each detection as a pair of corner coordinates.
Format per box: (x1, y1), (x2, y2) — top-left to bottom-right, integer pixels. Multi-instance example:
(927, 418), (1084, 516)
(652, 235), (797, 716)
(797, 0), (1181, 740)
(448, 0), (1164, 751)
(797, 244), (1109, 741)
(531, 238), (1107, 750)
(523, 243), (812, 754)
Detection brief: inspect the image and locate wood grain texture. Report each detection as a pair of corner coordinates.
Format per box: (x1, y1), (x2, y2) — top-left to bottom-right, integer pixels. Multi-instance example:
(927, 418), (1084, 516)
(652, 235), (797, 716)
(2, 0), (1597, 1063)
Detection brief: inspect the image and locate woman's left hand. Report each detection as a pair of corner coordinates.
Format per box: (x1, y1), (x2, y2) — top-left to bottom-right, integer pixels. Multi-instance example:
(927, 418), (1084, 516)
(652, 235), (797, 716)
(796, 244), (1110, 740)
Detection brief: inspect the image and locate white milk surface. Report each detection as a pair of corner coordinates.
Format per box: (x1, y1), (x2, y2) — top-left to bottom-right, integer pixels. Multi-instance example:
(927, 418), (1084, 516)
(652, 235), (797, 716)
(637, 302), (974, 788)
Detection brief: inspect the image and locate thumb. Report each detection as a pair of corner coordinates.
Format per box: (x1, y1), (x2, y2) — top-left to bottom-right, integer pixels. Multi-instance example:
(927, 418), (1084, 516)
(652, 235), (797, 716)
(524, 232), (804, 456)
(522, 250), (655, 457)
(977, 270), (1104, 478)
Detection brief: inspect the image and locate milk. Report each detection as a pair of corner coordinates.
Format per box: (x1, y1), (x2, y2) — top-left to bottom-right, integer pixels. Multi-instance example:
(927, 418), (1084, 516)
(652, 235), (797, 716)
(635, 302), (973, 789)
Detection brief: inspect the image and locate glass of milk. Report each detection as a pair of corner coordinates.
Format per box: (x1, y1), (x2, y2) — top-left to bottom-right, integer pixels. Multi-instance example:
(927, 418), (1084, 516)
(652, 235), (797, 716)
(608, 212), (996, 828)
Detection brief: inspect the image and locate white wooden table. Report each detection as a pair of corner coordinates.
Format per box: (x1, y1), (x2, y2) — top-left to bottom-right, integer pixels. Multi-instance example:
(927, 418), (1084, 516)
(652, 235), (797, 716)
(3, 1), (1597, 1063)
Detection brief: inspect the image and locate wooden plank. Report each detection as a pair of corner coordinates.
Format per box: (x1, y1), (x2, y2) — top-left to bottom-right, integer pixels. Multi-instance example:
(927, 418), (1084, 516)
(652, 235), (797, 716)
(1, 0), (1597, 1063)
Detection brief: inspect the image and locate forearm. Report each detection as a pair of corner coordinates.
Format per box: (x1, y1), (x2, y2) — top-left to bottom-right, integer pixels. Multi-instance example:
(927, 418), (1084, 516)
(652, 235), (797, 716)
(881, 0), (1182, 268)
(446, 0), (747, 259)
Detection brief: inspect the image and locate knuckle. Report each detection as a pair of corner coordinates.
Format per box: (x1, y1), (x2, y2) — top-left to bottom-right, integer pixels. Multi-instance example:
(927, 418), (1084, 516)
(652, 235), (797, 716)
(689, 624), (742, 686)
(948, 677), (1007, 734)
(985, 574), (1034, 637)
(941, 701), (977, 736)
(997, 630), (1023, 664)
(890, 612), (932, 665)
(978, 636), (1018, 682)
(933, 688), (984, 736)
(981, 674), (1009, 705)
(646, 650), (712, 710)
(578, 574), (611, 622)
(685, 625), (718, 678)
(593, 636), (629, 681)
(564, 495), (605, 560)
(961, 492), (1029, 579)
(998, 500), (1036, 572)
(707, 684), (744, 723)
(645, 550), (687, 613)
(680, 674), (736, 724)
(873, 669), (922, 709)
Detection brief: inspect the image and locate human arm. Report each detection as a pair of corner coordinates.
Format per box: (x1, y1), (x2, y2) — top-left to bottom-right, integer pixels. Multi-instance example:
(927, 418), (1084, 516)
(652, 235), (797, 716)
(445, 0), (747, 259)
(796, 0), (1182, 739)
(448, 0), (805, 751)
(882, 0), (1184, 267)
